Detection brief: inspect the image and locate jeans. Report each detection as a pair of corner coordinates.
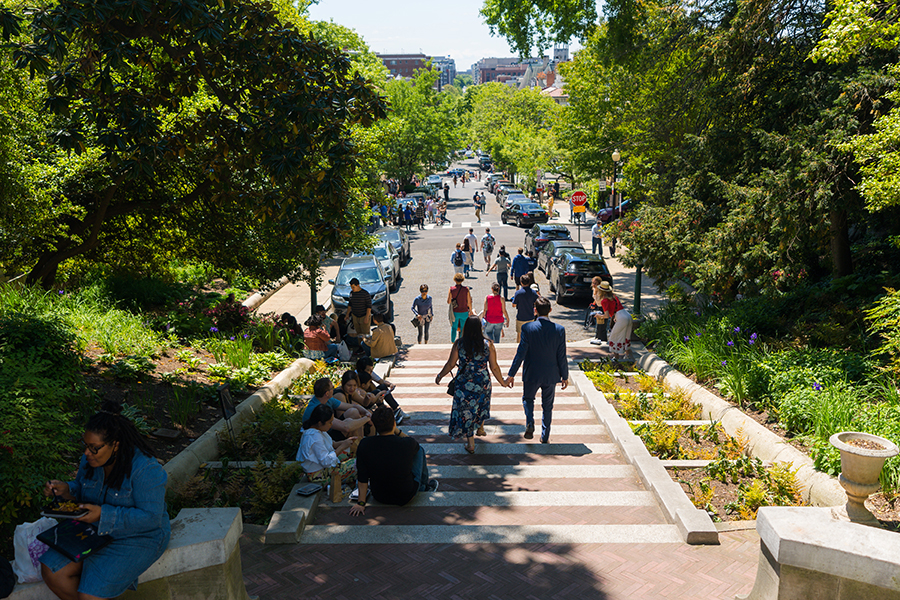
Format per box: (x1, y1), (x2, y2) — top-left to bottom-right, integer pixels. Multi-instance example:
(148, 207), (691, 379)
(497, 272), (509, 299)
(451, 311), (468, 342)
(484, 321), (503, 343)
(592, 237), (603, 255)
(411, 447), (430, 493)
(522, 380), (557, 442)
(416, 319), (430, 343)
(325, 343), (339, 359)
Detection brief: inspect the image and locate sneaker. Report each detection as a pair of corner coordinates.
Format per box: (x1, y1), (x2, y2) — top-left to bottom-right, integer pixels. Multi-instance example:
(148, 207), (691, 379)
(349, 488), (371, 502)
(426, 480), (439, 492)
(394, 408), (407, 425)
(590, 339), (603, 345)
(524, 424), (534, 439)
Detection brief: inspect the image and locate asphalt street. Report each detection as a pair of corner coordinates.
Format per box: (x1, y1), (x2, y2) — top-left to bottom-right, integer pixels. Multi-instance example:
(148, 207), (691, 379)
(389, 158), (658, 346)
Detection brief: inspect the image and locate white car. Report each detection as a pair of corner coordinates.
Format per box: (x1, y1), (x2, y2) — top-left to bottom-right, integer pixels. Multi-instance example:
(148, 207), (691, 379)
(353, 241), (401, 292)
(426, 174), (442, 186)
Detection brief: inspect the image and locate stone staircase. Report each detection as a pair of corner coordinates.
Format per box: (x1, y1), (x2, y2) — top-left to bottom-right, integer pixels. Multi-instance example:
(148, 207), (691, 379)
(303, 343), (682, 545)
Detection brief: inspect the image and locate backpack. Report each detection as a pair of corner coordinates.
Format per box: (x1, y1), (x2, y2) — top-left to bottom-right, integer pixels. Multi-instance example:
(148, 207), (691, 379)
(452, 250), (464, 266)
(483, 235), (494, 252)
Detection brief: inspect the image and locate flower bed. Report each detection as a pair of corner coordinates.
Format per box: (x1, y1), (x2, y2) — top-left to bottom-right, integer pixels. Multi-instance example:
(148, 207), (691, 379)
(580, 359), (805, 521)
(165, 361), (354, 525)
(638, 298), (900, 491)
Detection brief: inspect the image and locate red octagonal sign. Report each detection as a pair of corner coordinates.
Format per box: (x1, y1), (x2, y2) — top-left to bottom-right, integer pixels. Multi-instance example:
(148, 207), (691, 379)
(571, 190), (588, 206)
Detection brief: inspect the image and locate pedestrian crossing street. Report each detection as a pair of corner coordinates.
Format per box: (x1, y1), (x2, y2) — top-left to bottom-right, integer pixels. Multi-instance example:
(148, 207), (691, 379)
(419, 220), (512, 230)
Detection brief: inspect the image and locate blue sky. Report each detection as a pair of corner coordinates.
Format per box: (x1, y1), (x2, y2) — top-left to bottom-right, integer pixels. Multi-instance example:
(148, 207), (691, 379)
(306, 0), (520, 72)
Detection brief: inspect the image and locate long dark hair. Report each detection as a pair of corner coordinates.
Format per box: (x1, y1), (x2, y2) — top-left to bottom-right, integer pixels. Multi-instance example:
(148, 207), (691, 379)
(461, 317), (486, 359)
(84, 401), (156, 489)
(303, 404), (334, 430)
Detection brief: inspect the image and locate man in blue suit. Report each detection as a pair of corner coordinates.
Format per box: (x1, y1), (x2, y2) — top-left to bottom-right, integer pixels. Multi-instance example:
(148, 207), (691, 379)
(506, 297), (569, 443)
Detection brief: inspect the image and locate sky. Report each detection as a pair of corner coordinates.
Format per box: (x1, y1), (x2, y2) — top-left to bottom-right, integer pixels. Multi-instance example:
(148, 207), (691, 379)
(306, 0), (521, 72)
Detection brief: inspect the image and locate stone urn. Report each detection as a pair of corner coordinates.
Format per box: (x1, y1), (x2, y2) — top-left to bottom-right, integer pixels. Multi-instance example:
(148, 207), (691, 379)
(829, 431), (899, 526)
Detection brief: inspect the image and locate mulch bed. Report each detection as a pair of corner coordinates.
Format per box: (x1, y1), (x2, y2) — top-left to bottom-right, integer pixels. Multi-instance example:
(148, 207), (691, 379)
(667, 467), (743, 522)
(82, 344), (258, 463)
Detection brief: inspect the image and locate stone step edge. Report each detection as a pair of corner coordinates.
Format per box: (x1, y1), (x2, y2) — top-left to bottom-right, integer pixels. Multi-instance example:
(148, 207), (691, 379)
(299, 523), (682, 545)
(570, 369), (719, 546)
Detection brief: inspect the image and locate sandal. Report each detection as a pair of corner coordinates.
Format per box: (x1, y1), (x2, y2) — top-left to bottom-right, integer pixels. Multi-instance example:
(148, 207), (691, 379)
(476, 425), (486, 436)
(465, 445), (475, 454)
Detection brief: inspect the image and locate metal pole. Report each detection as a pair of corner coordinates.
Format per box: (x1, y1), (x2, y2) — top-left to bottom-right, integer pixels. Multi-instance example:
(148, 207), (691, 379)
(634, 264), (642, 316)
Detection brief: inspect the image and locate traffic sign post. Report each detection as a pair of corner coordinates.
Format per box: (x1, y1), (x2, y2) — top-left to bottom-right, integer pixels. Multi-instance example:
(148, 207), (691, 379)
(571, 190), (588, 206)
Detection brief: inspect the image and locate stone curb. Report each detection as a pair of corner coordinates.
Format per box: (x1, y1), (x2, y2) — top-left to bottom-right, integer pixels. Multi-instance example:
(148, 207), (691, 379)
(633, 349), (847, 507)
(242, 274), (292, 311)
(164, 357), (315, 489)
(570, 368), (719, 545)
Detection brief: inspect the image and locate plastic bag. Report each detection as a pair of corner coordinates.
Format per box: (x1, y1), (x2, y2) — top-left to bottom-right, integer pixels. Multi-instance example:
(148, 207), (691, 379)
(336, 340), (351, 362)
(12, 517), (56, 583)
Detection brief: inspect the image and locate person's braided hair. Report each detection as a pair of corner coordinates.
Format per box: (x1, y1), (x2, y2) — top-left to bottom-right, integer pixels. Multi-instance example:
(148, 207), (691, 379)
(84, 401), (156, 489)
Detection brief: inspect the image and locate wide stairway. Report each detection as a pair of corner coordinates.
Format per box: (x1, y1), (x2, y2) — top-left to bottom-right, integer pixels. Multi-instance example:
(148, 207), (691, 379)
(303, 343), (681, 545)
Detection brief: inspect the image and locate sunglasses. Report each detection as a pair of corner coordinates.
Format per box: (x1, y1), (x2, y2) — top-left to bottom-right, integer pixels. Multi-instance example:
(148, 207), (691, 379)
(80, 439), (108, 455)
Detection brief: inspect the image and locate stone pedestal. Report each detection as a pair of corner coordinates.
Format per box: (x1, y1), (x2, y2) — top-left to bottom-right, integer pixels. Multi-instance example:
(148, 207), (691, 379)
(738, 507), (900, 600)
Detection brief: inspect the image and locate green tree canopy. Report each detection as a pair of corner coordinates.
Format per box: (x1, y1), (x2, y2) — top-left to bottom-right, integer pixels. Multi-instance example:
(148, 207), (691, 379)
(0, 0), (386, 287)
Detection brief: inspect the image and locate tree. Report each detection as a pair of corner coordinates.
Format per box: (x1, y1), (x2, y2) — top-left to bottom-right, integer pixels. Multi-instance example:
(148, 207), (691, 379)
(480, 0), (598, 56)
(454, 74), (474, 88)
(375, 69), (459, 186)
(0, 0), (386, 287)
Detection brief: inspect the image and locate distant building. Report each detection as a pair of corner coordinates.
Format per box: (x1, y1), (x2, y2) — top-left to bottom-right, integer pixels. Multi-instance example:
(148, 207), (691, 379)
(377, 53), (429, 79)
(430, 56), (457, 87)
(472, 57), (525, 85)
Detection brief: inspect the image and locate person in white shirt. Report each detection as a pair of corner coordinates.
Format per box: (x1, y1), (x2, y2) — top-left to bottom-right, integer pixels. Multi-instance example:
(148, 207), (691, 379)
(463, 228), (479, 273)
(591, 222), (603, 256)
(297, 404), (358, 485)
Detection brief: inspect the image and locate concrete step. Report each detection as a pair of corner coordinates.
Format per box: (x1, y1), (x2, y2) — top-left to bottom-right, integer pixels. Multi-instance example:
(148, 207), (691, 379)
(300, 523), (682, 544)
(333, 490), (657, 508)
(400, 410), (595, 421)
(396, 397), (586, 406)
(421, 442), (615, 455)
(404, 424), (607, 436)
(427, 464), (637, 478)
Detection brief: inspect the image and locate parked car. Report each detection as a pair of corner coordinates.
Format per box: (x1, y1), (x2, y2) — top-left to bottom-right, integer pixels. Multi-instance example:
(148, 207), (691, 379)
(547, 252), (613, 303)
(498, 187), (524, 203)
(537, 240), (587, 273)
(524, 223), (572, 253)
(426, 174), (442, 186)
(494, 183), (517, 198)
(353, 241), (401, 292)
(447, 167), (466, 177)
(487, 174), (504, 188)
(502, 202), (550, 228)
(490, 179), (512, 194)
(375, 227), (411, 265)
(503, 193), (529, 208)
(329, 256), (392, 320)
(598, 199), (632, 224)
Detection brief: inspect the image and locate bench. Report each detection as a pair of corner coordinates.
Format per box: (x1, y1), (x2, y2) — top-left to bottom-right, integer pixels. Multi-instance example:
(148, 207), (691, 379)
(738, 506), (900, 600)
(10, 508), (251, 600)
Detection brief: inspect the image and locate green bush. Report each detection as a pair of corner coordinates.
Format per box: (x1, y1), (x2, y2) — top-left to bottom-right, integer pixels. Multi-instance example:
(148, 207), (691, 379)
(0, 310), (83, 539)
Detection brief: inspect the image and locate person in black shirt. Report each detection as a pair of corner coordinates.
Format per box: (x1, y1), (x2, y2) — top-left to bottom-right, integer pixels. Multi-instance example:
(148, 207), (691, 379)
(346, 278), (372, 336)
(349, 407), (438, 515)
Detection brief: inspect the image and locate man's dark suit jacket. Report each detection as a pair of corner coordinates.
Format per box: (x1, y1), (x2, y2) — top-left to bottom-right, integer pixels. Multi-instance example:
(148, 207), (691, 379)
(508, 317), (568, 385)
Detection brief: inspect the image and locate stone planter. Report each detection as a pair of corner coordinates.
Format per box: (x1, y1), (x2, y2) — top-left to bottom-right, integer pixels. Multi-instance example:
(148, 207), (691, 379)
(829, 431), (899, 526)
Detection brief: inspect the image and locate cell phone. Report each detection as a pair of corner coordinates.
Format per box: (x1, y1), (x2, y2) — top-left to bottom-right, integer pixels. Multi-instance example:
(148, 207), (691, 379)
(295, 483), (323, 497)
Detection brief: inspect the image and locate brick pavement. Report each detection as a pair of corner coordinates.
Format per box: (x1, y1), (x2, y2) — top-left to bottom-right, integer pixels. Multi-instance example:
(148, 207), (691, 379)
(238, 343), (760, 599)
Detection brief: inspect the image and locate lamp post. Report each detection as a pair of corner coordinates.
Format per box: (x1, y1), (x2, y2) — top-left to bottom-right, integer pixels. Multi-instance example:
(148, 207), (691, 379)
(611, 149), (621, 213)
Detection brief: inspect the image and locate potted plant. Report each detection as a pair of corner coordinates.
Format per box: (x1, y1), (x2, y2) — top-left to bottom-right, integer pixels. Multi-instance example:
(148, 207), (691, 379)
(829, 431), (899, 526)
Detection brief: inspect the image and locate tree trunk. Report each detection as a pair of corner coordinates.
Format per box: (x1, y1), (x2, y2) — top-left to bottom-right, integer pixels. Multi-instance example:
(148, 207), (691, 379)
(830, 209), (853, 277)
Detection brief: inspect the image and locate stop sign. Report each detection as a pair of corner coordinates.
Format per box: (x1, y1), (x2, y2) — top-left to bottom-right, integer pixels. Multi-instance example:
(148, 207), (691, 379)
(571, 191), (588, 206)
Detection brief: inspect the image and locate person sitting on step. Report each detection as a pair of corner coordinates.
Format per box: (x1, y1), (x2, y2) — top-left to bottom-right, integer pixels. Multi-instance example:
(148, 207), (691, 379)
(302, 377), (370, 442)
(297, 404), (358, 486)
(349, 407), (438, 516)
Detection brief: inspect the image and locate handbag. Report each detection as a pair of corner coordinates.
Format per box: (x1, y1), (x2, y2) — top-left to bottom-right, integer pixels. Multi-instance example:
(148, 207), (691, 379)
(410, 316), (420, 328)
(446, 369), (456, 396)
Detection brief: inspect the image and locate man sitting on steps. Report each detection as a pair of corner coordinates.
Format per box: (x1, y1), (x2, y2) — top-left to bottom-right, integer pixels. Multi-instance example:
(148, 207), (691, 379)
(302, 378), (370, 442)
(349, 407), (438, 516)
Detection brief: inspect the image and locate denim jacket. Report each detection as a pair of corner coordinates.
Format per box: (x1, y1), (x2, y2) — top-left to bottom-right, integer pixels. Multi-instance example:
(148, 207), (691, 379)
(67, 450), (170, 540)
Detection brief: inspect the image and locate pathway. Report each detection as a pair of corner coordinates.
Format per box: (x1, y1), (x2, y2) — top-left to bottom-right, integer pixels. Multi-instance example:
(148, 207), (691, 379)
(239, 344), (759, 599)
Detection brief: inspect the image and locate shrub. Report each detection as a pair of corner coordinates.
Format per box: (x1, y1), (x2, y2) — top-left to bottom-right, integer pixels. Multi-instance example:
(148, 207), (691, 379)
(0, 310), (83, 539)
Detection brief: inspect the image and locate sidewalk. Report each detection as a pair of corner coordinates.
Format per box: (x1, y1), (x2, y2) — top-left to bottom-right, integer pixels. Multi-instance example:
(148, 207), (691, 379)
(253, 257), (343, 319)
(548, 196), (665, 319)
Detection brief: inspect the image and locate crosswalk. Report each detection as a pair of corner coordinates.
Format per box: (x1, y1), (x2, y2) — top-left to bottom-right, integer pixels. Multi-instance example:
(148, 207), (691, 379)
(304, 345), (680, 546)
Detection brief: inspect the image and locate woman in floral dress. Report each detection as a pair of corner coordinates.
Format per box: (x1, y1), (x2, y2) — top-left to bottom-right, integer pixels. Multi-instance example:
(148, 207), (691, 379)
(434, 317), (510, 453)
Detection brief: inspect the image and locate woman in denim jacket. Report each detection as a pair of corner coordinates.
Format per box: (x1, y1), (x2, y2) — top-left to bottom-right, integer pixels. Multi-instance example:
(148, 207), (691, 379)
(42, 402), (170, 599)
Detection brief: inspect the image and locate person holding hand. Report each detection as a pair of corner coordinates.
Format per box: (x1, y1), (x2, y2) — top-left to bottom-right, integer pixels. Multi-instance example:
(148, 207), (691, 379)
(42, 402), (170, 600)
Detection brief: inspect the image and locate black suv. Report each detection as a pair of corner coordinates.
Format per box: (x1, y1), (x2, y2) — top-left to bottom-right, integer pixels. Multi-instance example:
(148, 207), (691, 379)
(537, 240), (587, 273)
(548, 252), (613, 303)
(524, 224), (572, 254)
(329, 257), (392, 320)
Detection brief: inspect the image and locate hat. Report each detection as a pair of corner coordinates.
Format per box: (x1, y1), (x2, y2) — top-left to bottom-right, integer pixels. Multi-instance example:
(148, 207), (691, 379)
(598, 281), (612, 292)
(314, 305), (326, 313)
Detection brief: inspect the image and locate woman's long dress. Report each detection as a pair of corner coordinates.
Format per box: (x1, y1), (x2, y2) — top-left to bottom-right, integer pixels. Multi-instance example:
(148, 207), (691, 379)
(448, 339), (491, 438)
